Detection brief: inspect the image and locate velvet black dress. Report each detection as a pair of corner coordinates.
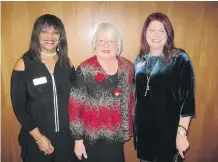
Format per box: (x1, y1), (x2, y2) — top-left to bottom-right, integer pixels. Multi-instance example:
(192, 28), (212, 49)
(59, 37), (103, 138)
(133, 48), (195, 162)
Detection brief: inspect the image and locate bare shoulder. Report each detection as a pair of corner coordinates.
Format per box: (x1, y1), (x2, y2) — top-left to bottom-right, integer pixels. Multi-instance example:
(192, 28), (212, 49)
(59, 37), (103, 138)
(14, 58), (25, 71)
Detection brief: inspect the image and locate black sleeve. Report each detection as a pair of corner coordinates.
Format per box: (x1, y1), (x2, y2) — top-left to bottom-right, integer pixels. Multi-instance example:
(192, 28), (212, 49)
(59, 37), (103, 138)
(172, 53), (196, 118)
(69, 66), (76, 84)
(178, 59), (196, 117)
(10, 70), (37, 132)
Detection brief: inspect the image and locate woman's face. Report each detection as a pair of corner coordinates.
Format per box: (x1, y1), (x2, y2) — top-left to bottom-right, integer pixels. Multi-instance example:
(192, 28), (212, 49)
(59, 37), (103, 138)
(146, 20), (167, 51)
(95, 31), (118, 60)
(39, 26), (60, 53)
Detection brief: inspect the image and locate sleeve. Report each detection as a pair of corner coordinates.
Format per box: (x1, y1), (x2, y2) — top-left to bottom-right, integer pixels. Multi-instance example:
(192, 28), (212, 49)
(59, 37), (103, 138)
(68, 66), (88, 140)
(132, 56), (140, 120)
(10, 70), (37, 132)
(174, 53), (196, 118)
(134, 56), (140, 66)
(129, 63), (135, 137)
(133, 56), (144, 79)
(69, 66), (76, 84)
(132, 57), (138, 149)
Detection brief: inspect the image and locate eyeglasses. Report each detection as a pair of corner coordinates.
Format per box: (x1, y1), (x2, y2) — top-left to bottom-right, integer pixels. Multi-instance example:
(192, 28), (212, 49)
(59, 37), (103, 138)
(96, 40), (117, 46)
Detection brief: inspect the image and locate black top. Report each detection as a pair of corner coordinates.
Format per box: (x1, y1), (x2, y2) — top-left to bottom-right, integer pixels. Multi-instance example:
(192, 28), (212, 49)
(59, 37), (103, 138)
(133, 49), (196, 161)
(11, 56), (75, 147)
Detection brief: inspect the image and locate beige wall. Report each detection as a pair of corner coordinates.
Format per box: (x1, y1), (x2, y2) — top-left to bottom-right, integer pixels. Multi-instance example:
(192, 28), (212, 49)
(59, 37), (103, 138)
(2, 2), (218, 162)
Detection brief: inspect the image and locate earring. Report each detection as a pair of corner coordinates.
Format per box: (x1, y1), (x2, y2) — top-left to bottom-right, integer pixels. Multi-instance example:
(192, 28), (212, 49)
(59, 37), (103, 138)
(57, 44), (59, 52)
(117, 49), (120, 56)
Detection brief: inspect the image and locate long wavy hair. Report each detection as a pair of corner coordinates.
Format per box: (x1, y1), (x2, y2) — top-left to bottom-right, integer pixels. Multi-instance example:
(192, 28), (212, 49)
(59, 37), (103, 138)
(23, 14), (70, 68)
(139, 12), (175, 59)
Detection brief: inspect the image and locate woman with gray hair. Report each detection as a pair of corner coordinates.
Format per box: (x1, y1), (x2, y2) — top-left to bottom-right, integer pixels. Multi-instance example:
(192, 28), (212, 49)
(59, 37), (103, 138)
(68, 23), (135, 162)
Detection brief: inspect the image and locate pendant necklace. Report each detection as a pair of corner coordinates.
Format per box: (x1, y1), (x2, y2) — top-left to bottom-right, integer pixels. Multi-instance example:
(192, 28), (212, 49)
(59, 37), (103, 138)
(108, 73), (120, 97)
(144, 56), (159, 97)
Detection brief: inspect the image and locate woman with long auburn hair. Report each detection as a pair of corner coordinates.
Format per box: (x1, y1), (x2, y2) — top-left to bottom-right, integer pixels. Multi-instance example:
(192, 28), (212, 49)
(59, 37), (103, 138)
(133, 12), (196, 162)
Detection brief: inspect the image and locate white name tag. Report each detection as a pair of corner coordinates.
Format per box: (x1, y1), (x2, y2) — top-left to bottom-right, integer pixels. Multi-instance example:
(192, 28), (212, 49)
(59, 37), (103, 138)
(136, 61), (146, 68)
(33, 77), (47, 86)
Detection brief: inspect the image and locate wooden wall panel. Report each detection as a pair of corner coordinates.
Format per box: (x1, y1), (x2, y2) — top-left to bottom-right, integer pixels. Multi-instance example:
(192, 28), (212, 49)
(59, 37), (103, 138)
(0, 2), (1, 160)
(2, 2), (218, 162)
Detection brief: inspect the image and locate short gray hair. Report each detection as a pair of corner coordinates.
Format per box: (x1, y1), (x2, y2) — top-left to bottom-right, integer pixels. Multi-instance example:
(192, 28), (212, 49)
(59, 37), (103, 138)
(92, 23), (123, 55)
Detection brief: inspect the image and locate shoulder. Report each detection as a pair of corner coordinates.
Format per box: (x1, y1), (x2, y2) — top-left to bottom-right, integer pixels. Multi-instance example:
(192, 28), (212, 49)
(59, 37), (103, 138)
(172, 48), (191, 63)
(171, 48), (195, 72)
(119, 57), (135, 76)
(133, 55), (143, 65)
(68, 58), (75, 69)
(75, 56), (98, 75)
(79, 56), (98, 68)
(14, 58), (25, 71)
(133, 55), (146, 70)
(119, 56), (134, 68)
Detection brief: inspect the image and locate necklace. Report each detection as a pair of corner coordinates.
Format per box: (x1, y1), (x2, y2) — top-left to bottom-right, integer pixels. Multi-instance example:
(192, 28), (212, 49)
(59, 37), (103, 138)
(144, 56), (159, 96)
(40, 51), (57, 56)
(108, 73), (120, 97)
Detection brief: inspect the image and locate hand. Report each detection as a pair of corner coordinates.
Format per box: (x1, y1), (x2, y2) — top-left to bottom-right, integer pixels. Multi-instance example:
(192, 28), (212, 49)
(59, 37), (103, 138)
(37, 136), (54, 155)
(176, 133), (190, 158)
(74, 140), (88, 160)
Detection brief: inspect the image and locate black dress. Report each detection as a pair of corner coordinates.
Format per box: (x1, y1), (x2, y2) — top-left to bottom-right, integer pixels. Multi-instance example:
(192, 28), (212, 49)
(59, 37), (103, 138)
(11, 55), (75, 162)
(133, 49), (196, 162)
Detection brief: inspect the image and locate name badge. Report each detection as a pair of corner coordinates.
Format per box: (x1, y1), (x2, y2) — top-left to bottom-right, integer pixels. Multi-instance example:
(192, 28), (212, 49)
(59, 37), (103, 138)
(33, 76), (47, 86)
(136, 61), (146, 68)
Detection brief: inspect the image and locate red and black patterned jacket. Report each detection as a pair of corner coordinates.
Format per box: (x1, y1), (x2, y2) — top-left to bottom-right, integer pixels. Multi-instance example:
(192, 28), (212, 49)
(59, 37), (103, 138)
(68, 55), (135, 144)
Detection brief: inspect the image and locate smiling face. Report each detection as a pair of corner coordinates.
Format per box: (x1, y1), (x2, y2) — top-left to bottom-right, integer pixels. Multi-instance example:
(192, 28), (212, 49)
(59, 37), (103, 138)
(39, 25), (60, 54)
(95, 30), (118, 60)
(146, 20), (167, 51)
